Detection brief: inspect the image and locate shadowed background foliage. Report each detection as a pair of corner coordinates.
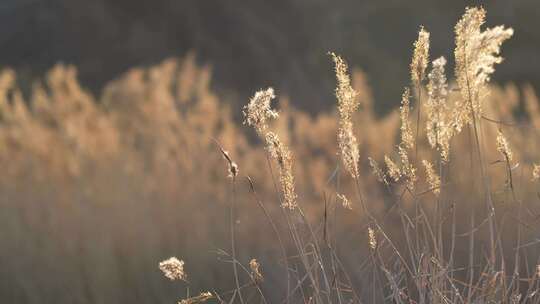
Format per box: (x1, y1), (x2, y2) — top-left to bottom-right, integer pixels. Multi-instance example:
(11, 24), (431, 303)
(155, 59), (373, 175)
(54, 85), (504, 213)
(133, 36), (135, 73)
(1, 0), (539, 112)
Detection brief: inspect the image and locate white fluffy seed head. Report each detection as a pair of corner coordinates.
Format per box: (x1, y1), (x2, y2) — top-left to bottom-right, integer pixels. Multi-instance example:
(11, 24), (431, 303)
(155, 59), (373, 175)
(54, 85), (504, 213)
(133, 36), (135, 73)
(243, 88), (279, 135)
(454, 7), (513, 132)
(533, 164), (540, 181)
(159, 257), (187, 281)
(330, 52), (361, 179)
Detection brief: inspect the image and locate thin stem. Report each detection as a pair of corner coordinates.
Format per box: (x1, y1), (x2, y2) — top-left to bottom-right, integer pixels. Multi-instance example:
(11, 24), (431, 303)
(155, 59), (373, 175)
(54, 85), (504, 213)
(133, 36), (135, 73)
(245, 176), (291, 304)
(463, 47), (496, 267)
(229, 178), (245, 304)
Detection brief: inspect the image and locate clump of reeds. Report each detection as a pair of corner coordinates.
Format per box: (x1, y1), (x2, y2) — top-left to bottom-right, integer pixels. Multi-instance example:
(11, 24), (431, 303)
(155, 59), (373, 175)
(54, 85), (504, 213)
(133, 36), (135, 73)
(0, 3), (538, 304)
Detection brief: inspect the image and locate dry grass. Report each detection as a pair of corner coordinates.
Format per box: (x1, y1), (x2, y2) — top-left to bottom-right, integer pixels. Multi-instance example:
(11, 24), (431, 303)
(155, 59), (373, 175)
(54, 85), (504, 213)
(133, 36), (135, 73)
(2, 7), (540, 304)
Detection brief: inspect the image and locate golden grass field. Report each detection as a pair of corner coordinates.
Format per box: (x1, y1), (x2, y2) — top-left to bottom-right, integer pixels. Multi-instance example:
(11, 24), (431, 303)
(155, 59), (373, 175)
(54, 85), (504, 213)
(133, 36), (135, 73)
(2, 6), (540, 304)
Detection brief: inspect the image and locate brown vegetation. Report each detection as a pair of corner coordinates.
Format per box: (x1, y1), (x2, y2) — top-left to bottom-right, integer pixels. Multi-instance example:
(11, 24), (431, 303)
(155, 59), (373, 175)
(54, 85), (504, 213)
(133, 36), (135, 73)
(2, 7), (540, 303)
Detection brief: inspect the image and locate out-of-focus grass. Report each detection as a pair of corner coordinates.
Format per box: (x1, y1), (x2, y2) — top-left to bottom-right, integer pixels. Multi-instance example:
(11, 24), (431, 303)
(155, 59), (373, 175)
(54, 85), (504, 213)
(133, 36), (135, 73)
(1, 42), (540, 302)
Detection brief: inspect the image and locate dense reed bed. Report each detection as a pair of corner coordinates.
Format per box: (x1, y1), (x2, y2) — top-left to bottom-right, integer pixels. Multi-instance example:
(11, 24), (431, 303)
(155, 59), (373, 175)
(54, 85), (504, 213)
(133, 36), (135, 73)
(2, 7), (540, 304)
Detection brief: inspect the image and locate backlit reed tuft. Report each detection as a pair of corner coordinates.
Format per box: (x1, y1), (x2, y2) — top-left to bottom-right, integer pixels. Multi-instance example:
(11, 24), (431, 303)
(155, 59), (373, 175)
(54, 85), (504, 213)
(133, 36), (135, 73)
(215, 142), (239, 179)
(368, 227), (377, 250)
(496, 129), (513, 163)
(410, 26), (430, 91)
(422, 160), (441, 196)
(159, 257), (187, 281)
(228, 161), (239, 179)
(330, 52), (360, 179)
(454, 7), (513, 132)
(265, 132), (297, 209)
(426, 56), (453, 162)
(243, 88), (298, 210)
(399, 146), (417, 190)
(368, 157), (388, 185)
(400, 87), (414, 150)
(249, 259), (264, 283)
(533, 164), (540, 181)
(178, 292), (213, 304)
(337, 193), (352, 210)
(243, 88), (279, 136)
(384, 155), (402, 183)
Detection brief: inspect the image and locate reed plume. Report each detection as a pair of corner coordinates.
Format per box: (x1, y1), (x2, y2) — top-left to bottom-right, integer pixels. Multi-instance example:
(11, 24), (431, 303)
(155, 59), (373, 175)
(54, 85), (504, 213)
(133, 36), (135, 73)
(243, 88), (279, 136)
(399, 146), (417, 190)
(533, 164), (540, 181)
(384, 155), (402, 183)
(265, 132), (297, 209)
(422, 160), (441, 196)
(496, 129), (513, 163)
(368, 227), (377, 250)
(453, 7), (514, 132)
(178, 292), (213, 304)
(400, 87), (414, 150)
(337, 193), (353, 210)
(330, 52), (361, 179)
(243, 88), (298, 209)
(249, 259), (264, 283)
(368, 157), (388, 185)
(214, 140), (239, 179)
(410, 26), (430, 92)
(159, 257), (187, 281)
(426, 56), (453, 162)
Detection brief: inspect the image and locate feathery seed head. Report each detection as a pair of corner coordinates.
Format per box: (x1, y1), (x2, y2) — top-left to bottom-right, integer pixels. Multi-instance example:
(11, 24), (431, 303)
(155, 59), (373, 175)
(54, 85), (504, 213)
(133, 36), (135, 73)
(229, 162), (239, 178)
(533, 164), (540, 181)
(454, 7), (513, 131)
(426, 56), (453, 162)
(411, 27), (431, 88)
(369, 157), (388, 185)
(243, 88), (279, 135)
(385, 155), (402, 183)
(243, 88), (298, 210)
(330, 53), (361, 178)
(337, 193), (352, 210)
(265, 132), (297, 209)
(178, 292), (213, 304)
(249, 259), (264, 283)
(422, 160), (441, 196)
(399, 146), (417, 190)
(496, 129), (513, 162)
(159, 257), (187, 281)
(400, 87), (414, 150)
(219, 148), (239, 179)
(338, 123), (360, 178)
(330, 52), (359, 120)
(368, 227), (377, 250)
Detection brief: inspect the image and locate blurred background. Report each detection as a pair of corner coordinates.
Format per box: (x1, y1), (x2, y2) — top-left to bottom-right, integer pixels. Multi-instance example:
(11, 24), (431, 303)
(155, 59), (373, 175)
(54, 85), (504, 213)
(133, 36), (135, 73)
(2, 0), (539, 112)
(1, 1), (540, 303)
